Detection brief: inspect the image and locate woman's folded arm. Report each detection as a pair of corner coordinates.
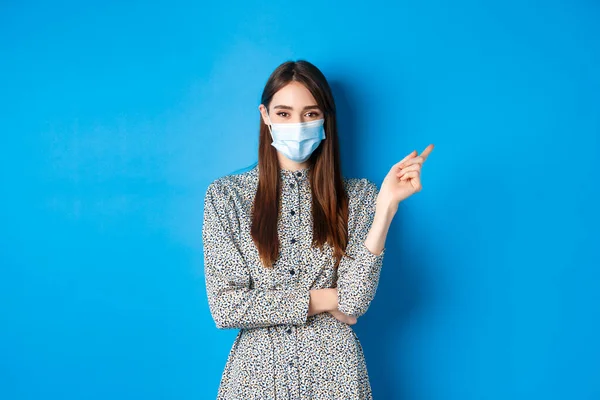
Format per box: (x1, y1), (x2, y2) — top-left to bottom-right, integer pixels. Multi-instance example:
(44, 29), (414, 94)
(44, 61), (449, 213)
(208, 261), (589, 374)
(203, 181), (336, 329)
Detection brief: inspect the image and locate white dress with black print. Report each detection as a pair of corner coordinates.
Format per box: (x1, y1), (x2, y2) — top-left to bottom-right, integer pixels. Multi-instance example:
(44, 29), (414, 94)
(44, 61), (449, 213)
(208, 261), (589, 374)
(202, 163), (386, 399)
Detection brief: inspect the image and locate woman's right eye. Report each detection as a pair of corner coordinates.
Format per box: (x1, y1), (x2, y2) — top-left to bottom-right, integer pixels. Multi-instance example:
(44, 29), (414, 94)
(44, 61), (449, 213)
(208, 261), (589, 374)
(276, 112), (289, 118)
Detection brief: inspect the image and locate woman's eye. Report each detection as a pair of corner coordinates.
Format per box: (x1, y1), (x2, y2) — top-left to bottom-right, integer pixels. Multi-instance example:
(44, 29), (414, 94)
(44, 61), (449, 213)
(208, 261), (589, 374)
(306, 112), (320, 117)
(276, 112), (289, 117)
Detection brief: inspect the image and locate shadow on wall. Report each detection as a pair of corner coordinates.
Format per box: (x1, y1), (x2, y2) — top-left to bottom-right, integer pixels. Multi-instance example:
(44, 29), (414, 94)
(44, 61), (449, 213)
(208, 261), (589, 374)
(228, 160), (258, 176)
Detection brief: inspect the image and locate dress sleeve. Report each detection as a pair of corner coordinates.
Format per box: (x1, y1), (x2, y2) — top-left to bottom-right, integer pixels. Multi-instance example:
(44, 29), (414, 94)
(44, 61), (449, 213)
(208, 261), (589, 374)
(202, 180), (311, 330)
(336, 178), (386, 318)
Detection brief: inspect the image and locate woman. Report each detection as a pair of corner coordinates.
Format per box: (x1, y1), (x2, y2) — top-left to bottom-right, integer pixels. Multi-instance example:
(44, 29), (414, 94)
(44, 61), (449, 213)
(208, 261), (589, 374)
(202, 60), (433, 399)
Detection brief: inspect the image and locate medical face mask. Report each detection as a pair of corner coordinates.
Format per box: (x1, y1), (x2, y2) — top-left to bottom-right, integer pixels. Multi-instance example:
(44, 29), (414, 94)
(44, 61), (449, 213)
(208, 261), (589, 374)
(265, 110), (326, 163)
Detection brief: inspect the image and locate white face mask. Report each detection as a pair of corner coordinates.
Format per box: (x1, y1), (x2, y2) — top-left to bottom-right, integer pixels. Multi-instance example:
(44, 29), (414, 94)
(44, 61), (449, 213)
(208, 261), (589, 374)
(265, 109), (326, 163)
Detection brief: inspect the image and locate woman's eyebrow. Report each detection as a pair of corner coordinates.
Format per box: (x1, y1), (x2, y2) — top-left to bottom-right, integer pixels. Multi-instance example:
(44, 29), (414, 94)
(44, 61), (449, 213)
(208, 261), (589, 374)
(273, 105), (320, 110)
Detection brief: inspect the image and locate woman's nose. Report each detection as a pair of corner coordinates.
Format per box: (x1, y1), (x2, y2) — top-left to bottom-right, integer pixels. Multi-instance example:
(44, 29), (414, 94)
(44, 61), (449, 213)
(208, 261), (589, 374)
(292, 114), (311, 123)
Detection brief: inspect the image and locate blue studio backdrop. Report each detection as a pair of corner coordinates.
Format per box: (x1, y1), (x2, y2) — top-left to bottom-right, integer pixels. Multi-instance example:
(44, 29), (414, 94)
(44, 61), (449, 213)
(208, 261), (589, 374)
(1, 1), (599, 399)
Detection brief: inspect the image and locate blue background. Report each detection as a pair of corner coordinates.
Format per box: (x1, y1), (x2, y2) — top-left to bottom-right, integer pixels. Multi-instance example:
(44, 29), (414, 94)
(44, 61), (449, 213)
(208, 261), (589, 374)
(1, 1), (599, 399)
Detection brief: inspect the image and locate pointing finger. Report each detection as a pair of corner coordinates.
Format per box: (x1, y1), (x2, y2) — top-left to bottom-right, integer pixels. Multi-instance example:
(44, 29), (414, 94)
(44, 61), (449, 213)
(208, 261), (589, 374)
(419, 144), (434, 161)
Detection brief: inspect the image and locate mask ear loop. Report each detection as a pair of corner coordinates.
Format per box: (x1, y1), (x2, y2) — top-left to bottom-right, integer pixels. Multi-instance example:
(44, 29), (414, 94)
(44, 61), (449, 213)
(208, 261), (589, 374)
(264, 107), (274, 139)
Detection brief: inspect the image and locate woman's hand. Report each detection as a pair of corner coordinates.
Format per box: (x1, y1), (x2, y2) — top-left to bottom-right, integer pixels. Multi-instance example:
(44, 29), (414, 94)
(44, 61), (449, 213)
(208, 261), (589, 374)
(308, 288), (357, 325)
(328, 309), (357, 325)
(378, 144), (434, 212)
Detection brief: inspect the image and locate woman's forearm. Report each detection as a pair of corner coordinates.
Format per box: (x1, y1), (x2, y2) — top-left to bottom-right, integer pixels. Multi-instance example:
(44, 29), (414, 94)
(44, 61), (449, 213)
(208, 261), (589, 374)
(364, 203), (396, 256)
(307, 288), (338, 317)
(306, 204), (396, 318)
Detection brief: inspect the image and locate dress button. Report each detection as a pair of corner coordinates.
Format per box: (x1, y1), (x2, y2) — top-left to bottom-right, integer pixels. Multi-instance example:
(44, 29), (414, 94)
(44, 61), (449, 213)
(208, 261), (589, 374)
(290, 182), (295, 188)
(286, 327), (292, 334)
(289, 361), (294, 367)
(296, 171), (302, 177)
(290, 238), (296, 244)
(290, 210), (295, 216)
(289, 269), (295, 275)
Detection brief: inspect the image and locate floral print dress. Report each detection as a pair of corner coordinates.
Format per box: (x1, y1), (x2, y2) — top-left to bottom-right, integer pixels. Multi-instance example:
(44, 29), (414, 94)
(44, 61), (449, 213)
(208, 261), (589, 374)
(202, 163), (386, 399)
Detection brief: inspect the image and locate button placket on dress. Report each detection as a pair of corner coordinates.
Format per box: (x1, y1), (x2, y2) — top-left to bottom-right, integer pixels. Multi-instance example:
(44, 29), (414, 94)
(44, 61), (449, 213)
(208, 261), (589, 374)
(279, 169), (302, 399)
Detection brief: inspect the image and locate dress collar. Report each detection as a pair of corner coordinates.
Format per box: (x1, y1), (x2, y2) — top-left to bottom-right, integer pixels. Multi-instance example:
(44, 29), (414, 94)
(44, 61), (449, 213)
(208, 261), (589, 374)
(279, 166), (310, 183)
(253, 163), (311, 184)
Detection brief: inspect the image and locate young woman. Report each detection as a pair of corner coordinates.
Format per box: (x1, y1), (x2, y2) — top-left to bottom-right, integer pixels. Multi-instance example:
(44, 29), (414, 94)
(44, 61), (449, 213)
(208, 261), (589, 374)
(202, 60), (433, 399)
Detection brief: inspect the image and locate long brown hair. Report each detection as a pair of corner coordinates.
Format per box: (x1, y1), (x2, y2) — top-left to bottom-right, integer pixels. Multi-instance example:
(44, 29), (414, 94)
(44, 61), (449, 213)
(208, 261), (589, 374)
(251, 60), (350, 269)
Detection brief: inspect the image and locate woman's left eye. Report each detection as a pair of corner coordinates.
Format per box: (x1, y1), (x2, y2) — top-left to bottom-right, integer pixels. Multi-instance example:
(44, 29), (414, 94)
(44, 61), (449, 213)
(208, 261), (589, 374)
(306, 112), (320, 117)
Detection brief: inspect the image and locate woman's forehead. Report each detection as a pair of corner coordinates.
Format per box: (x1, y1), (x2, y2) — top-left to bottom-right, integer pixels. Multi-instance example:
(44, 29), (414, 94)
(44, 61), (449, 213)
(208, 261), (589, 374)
(271, 82), (317, 108)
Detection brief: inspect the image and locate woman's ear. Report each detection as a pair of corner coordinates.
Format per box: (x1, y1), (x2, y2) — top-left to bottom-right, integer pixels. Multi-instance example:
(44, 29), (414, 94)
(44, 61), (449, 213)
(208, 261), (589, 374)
(258, 104), (270, 126)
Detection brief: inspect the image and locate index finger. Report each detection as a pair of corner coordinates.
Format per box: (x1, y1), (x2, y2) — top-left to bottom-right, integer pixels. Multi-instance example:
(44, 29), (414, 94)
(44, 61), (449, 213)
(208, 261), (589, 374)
(419, 144), (434, 161)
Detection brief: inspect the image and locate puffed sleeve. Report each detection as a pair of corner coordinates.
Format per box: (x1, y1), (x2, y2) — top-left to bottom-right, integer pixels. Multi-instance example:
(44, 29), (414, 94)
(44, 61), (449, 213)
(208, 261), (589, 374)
(202, 180), (311, 329)
(336, 178), (386, 318)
